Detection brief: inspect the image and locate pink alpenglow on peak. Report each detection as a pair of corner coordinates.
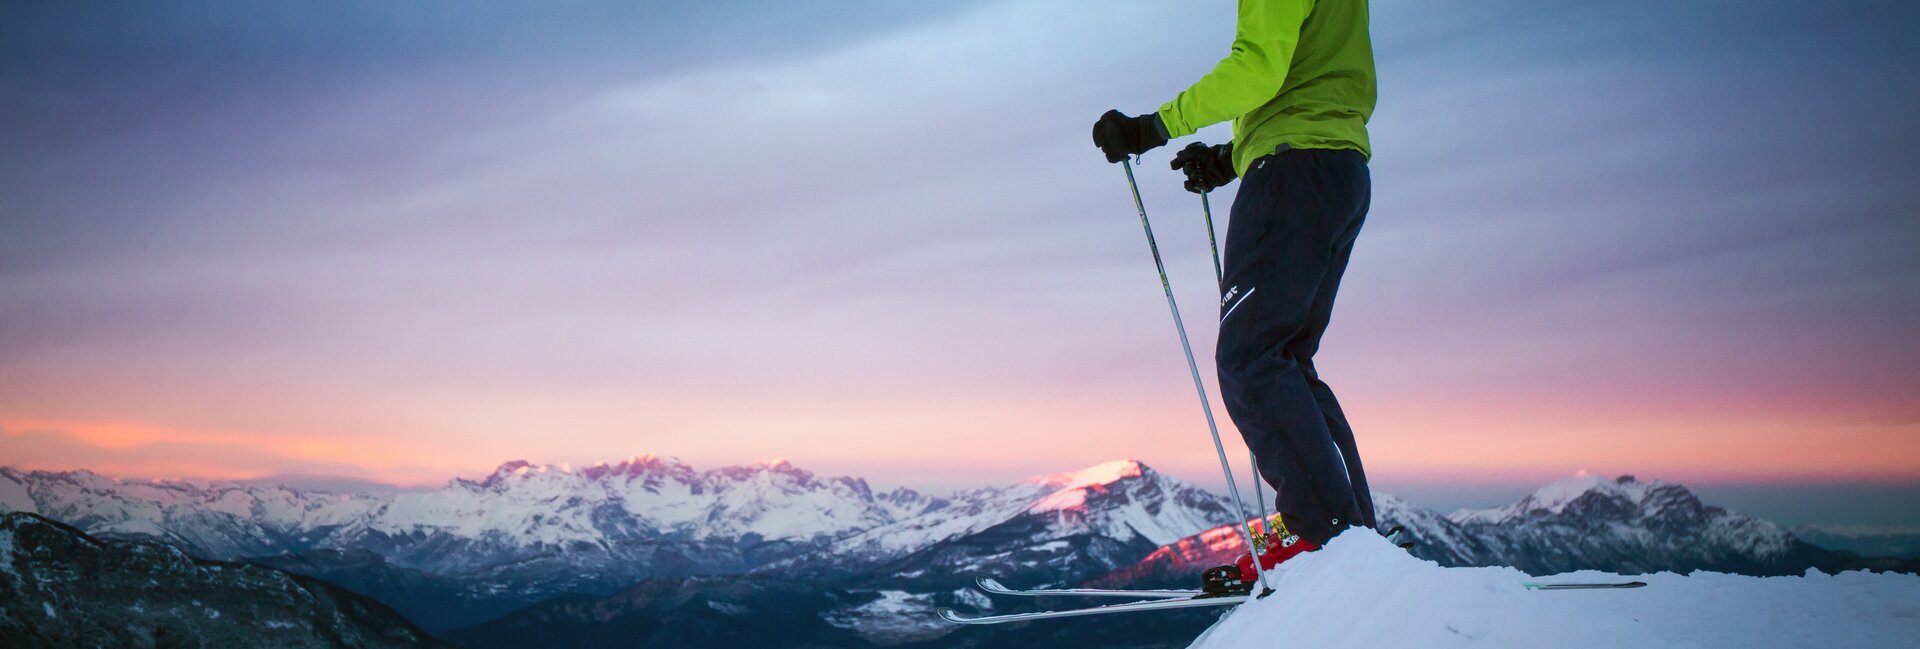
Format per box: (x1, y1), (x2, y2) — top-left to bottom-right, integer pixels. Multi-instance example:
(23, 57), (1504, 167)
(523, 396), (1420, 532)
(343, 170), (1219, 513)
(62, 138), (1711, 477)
(751, 459), (805, 474)
(580, 455), (696, 480)
(1023, 461), (1156, 513)
(1030, 460), (1150, 490)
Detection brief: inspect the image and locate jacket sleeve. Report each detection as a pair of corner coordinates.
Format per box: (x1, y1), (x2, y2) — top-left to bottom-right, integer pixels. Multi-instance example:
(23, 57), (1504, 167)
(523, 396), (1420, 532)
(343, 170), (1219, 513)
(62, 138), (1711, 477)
(1156, 0), (1314, 139)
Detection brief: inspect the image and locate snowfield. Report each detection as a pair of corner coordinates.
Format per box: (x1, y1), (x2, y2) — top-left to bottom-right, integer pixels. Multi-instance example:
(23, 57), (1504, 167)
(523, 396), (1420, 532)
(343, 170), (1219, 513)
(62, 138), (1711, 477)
(1189, 531), (1920, 649)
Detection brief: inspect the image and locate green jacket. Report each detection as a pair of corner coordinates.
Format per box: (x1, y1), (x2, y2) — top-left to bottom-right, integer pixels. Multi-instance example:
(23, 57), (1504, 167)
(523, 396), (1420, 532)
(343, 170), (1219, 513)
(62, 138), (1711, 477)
(1156, 0), (1376, 176)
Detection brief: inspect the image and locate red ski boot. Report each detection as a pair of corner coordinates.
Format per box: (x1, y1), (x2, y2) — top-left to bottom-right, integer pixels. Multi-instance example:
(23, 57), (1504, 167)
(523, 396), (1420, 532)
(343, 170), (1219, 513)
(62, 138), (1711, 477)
(1200, 536), (1320, 596)
(1238, 536), (1319, 575)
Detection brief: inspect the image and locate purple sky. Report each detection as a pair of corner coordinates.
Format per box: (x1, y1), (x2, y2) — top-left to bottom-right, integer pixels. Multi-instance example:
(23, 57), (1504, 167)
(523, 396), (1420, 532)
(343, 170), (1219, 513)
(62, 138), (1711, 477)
(2, 1), (1917, 528)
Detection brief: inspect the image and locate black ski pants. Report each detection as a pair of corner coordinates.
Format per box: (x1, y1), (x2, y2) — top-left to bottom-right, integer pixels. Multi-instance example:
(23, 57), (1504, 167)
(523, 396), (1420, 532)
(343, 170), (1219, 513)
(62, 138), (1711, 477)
(1216, 147), (1376, 546)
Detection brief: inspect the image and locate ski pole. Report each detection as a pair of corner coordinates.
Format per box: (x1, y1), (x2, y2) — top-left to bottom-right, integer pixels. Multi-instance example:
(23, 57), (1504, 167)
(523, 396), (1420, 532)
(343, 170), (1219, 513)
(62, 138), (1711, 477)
(1120, 160), (1273, 596)
(1200, 191), (1283, 554)
(1200, 192), (1225, 285)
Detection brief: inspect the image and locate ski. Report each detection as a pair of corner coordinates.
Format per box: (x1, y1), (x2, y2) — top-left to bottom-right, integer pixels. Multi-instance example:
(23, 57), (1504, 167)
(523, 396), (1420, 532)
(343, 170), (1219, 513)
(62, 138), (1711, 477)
(974, 576), (1195, 600)
(973, 575), (1646, 602)
(1524, 581), (1648, 590)
(944, 577), (1645, 625)
(938, 593), (1250, 625)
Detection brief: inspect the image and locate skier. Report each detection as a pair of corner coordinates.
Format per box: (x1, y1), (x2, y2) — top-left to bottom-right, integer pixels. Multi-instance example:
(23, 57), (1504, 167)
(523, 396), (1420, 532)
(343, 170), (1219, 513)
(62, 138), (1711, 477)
(1092, 0), (1379, 588)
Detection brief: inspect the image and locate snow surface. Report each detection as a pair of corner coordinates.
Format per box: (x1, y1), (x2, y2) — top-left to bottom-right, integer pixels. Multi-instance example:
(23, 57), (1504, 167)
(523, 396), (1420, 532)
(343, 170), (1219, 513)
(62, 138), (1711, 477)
(823, 590), (954, 644)
(1189, 530), (1920, 649)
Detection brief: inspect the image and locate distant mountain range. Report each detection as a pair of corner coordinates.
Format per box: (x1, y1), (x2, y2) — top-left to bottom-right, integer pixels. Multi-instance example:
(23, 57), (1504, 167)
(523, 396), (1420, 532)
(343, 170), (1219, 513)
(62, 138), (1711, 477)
(1110, 473), (1868, 590)
(1792, 527), (1920, 559)
(2, 459), (1906, 648)
(0, 458), (1228, 636)
(0, 456), (940, 580)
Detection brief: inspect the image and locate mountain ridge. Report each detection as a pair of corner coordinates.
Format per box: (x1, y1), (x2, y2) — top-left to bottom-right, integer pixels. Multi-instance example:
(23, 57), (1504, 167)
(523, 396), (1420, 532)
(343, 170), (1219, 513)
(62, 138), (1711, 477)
(2, 458), (1890, 640)
(0, 511), (449, 648)
(1103, 472), (1855, 589)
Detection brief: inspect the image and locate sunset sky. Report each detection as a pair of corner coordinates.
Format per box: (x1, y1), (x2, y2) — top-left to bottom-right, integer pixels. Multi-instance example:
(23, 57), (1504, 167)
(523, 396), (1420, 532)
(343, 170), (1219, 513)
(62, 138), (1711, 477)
(2, 2), (1916, 527)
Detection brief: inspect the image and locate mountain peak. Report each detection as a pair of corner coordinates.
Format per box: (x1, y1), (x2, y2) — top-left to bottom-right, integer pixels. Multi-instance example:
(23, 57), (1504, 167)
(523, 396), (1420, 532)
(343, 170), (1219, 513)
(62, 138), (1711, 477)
(702, 458), (819, 484)
(582, 454), (693, 479)
(1021, 460), (1167, 518)
(1450, 473), (1676, 525)
(736, 458), (816, 480)
(487, 460), (534, 479)
(1032, 460), (1149, 489)
(475, 459), (584, 487)
(472, 458), (541, 483)
(1530, 473), (1655, 506)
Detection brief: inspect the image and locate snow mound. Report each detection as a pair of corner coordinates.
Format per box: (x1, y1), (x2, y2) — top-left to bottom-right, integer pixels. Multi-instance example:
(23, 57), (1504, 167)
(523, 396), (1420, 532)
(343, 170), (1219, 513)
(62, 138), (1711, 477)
(1190, 530), (1920, 649)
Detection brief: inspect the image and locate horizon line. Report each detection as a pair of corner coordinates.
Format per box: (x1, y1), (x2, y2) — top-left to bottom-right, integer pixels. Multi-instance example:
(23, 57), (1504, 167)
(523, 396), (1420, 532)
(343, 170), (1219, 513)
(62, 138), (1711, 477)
(8, 455), (1920, 491)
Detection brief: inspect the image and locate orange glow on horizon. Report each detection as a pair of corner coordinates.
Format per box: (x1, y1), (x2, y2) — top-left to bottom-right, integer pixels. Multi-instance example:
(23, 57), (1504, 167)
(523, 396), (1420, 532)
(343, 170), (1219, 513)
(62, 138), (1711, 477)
(5, 400), (1917, 489)
(0, 418), (465, 486)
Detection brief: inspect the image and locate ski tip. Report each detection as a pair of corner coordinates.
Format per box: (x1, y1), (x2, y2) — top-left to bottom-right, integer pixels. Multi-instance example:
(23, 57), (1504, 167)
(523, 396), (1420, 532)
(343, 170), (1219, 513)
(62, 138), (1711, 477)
(1524, 580), (1649, 590)
(936, 608), (975, 624)
(975, 576), (1008, 593)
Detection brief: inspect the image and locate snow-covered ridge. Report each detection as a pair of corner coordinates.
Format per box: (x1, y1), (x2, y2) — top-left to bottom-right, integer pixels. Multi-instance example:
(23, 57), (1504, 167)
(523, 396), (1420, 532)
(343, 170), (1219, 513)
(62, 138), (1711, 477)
(0, 455), (1251, 622)
(0, 512), (446, 647)
(6, 460), (1879, 641)
(807, 459), (1232, 571)
(0, 458), (1212, 581)
(1188, 531), (1920, 648)
(1441, 473), (1803, 571)
(1114, 474), (1823, 585)
(0, 457), (942, 566)
(1, 460), (1840, 598)
(0, 456), (1234, 634)
(1451, 473), (1662, 525)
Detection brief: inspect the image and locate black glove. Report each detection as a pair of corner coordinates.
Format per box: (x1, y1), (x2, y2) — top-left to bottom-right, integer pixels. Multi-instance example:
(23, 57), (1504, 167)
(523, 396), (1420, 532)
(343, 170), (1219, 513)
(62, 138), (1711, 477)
(1170, 142), (1235, 193)
(1091, 110), (1169, 163)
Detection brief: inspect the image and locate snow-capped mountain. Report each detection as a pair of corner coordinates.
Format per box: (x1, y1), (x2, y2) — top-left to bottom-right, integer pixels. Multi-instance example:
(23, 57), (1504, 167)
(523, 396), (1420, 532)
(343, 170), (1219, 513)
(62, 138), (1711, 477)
(0, 455), (944, 627)
(1, 456), (913, 566)
(434, 460), (1240, 649)
(3, 459), (1877, 642)
(0, 457), (1225, 631)
(786, 460), (1234, 584)
(1438, 473), (1820, 575)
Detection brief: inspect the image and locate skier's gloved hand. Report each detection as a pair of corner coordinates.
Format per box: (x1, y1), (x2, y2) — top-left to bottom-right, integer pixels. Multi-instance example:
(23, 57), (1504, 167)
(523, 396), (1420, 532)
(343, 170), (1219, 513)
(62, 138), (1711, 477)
(1091, 110), (1170, 163)
(1170, 142), (1235, 193)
